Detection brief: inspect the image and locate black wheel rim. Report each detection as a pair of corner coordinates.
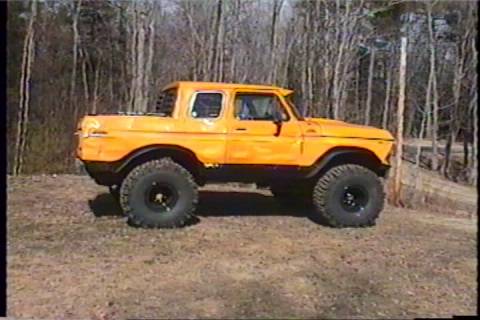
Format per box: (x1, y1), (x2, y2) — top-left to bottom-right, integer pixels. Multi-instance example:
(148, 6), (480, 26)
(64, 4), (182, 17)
(144, 182), (179, 214)
(340, 185), (369, 214)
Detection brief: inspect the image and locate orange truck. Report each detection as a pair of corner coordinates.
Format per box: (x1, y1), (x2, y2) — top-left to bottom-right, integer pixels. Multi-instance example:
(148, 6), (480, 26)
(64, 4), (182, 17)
(76, 81), (394, 228)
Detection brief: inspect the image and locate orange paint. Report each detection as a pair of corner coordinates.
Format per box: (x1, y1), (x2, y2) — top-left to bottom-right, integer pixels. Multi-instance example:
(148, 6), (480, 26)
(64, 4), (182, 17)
(77, 81), (394, 166)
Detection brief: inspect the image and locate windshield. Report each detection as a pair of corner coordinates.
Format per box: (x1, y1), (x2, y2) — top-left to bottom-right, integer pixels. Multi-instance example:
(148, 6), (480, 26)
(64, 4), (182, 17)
(284, 95), (304, 121)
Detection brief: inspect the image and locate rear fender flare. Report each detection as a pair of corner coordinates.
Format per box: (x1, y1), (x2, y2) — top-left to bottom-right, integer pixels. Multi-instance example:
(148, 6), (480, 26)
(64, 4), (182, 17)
(114, 145), (203, 179)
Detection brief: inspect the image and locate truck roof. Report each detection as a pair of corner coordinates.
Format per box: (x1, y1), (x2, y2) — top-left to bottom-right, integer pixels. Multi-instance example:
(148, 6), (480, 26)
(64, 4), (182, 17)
(161, 81), (294, 96)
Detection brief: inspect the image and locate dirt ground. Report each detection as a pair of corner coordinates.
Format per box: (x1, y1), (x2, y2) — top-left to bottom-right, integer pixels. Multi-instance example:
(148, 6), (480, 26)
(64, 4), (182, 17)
(7, 175), (478, 319)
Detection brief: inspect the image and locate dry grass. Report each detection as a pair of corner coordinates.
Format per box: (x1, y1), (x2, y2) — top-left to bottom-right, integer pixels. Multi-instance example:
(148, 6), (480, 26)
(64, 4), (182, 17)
(7, 175), (478, 319)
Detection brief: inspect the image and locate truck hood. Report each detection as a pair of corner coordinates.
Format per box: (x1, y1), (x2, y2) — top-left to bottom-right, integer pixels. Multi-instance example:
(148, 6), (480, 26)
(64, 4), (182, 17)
(304, 118), (394, 141)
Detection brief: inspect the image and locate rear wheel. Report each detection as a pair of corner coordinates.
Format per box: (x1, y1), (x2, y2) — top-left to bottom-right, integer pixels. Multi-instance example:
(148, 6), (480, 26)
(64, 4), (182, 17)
(119, 158), (198, 228)
(312, 164), (384, 227)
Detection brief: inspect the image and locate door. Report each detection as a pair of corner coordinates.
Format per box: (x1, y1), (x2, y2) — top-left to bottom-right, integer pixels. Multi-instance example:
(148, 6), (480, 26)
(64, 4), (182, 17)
(226, 91), (302, 165)
(181, 90), (228, 164)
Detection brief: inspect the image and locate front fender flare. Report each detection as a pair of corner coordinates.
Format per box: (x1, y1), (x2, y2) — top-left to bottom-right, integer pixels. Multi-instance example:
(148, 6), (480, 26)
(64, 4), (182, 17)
(305, 148), (388, 178)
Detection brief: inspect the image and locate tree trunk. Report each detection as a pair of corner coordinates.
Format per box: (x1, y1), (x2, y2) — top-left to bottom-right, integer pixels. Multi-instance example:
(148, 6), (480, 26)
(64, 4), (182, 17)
(443, 63), (462, 175)
(109, 41), (114, 108)
(128, 2), (138, 112)
(300, 9), (309, 116)
(332, 17), (346, 118)
(229, 0), (240, 82)
(427, 3), (439, 171)
(393, 37), (407, 206)
(144, 11), (155, 112)
(71, 0), (82, 126)
(282, 35), (294, 88)
(135, 13), (146, 112)
(216, 1), (225, 82)
(268, 0), (283, 84)
(424, 58), (433, 141)
(382, 58), (392, 129)
(14, 0), (37, 175)
(207, 0), (222, 81)
(91, 61), (101, 114)
(463, 130), (469, 168)
(469, 37), (478, 185)
(415, 113), (427, 168)
(471, 91), (478, 186)
(443, 131), (453, 178)
(365, 47), (375, 125)
(355, 56), (361, 119)
(81, 50), (90, 104)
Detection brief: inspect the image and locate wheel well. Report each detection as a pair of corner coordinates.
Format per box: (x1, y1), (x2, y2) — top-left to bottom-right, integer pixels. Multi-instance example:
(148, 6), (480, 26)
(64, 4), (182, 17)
(115, 145), (204, 183)
(309, 147), (389, 178)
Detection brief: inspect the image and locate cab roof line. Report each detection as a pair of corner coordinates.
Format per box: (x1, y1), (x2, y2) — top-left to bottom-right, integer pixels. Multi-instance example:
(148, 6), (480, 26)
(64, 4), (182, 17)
(160, 81), (293, 96)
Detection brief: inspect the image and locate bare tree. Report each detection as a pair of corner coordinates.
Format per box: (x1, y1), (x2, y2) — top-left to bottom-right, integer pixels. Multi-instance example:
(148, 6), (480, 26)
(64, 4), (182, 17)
(426, 2), (439, 171)
(13, 0), (37, 175)
(80, 47), (90, 103)
(382, 57), (392, 129)
(268, 0), (284, 84)
(144, 3), (156, 109)
(443, 18), (470, 177)
(128, 0), (155, 112)
(365, 47), (376, 125)
(70, 0), (82, 125)
(207, 0), (223, 81)
(393, 37), (407, 206)
(91, 60), (101, 114)
(469, 37), (477, 186)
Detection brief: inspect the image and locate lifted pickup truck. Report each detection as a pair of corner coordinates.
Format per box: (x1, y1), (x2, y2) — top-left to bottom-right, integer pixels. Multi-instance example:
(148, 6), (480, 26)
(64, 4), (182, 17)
(77, 81), (394, 228)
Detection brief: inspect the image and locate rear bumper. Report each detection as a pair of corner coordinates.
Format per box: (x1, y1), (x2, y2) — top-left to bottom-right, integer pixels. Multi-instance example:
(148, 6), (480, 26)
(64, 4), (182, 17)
(76, 159), (120, 186)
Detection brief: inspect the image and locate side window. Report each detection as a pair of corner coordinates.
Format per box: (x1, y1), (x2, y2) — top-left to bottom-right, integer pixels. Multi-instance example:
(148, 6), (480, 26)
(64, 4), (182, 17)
(191, 92), (223, 119)
(155, 89), (177, 116)
(234, 94), (289, 121)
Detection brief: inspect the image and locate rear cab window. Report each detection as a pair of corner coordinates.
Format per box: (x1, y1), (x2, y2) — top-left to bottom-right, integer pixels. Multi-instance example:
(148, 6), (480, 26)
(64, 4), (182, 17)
(190, 92), (224, 119)
(154, 89), (177, 116)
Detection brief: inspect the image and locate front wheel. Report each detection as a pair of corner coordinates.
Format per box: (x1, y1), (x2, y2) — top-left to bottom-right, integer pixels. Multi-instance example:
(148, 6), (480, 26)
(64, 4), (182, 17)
(312, 164), (385, 227)
(119, 158), (198, 228)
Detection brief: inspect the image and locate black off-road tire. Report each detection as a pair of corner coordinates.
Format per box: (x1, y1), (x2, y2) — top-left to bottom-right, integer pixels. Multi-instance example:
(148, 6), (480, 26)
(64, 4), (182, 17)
(312, 164), (384, 227)
(119, 158), (198, 228)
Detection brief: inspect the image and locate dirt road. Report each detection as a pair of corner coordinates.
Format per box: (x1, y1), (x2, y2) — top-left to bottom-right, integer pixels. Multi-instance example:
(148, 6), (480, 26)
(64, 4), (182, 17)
(7, 175), (477, 319)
